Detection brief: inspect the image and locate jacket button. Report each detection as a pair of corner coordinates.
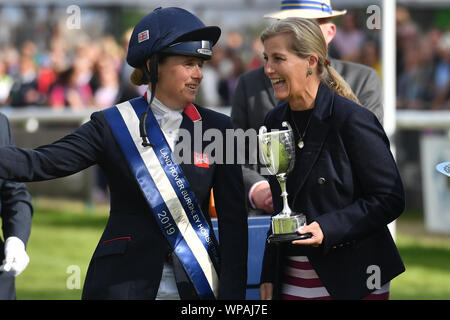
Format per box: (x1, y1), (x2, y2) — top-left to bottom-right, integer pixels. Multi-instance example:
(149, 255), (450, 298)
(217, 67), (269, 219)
(318, 177), (326, 184)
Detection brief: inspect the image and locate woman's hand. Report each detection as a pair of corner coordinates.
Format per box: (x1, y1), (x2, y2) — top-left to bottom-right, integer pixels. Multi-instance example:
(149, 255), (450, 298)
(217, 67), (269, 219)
(292, 221), (324, 247)
(260, 282), (273, 300)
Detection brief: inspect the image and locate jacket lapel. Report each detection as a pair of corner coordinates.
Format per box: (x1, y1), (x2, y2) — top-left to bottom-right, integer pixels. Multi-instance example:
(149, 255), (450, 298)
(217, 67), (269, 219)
(177, 104), (202, 178)
(283, 83), (334, 204)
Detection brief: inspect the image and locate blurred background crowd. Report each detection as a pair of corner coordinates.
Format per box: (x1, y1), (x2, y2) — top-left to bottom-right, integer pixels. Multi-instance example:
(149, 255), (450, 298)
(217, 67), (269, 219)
(0, 1), (446, 300)
(0, 1), (448, 210)
(396, 7), (449, 111)
(0, 3), (448, 111)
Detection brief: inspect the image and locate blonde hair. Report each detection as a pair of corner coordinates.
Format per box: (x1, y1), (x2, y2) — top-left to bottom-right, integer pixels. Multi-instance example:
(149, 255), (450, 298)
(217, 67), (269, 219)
(260, 18), (360, 104)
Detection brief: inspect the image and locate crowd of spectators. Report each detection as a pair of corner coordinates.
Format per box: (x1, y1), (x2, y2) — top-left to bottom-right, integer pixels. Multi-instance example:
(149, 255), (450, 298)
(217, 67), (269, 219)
(0, 30), (140, 110)
(0, 6), (448, 112)
(396, 7), (449, 111)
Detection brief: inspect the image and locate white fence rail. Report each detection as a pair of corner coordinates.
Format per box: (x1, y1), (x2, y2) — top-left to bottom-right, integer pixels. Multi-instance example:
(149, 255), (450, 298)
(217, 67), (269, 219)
(2, 107), (450, 204)
(4, 107), (450, 129)
(396, 110), (450, 130)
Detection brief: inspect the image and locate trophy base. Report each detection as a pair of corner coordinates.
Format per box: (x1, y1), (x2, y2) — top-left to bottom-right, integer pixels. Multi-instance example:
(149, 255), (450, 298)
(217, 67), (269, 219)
(272, 214), (305, 234)
(267, 232), (312, 244)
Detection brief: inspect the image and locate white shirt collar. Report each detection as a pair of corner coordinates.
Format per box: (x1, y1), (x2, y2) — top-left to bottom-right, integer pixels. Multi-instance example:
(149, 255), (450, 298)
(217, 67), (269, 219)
(145, 88), (183, 151)
(145, 88), (183, 116)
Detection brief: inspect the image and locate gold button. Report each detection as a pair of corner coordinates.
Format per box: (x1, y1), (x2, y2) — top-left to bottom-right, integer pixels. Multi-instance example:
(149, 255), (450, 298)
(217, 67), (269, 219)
(318, 177), (326, 184)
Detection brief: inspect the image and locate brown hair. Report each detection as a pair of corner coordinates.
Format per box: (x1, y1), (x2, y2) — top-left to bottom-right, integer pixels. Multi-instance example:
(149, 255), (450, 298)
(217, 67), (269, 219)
(129, 53), (174, 86)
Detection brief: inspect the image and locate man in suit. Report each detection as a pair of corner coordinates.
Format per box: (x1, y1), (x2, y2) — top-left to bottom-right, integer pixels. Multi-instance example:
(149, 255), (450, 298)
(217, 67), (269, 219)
(0, 7), (247, 300)
(0, 113), (33, 299)
(231, 0), (383, 214)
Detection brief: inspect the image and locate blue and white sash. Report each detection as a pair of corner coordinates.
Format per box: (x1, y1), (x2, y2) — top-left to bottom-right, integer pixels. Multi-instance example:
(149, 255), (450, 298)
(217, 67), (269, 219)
(103, 97), (220, 299)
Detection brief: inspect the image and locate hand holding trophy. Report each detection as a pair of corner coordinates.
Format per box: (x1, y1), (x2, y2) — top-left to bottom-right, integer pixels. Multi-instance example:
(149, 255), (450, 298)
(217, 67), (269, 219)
(259, 121), (312, 243)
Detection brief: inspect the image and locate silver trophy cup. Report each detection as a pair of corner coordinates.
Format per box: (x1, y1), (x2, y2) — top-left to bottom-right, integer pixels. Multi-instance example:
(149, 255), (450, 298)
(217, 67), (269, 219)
(258, 121), (311, 243)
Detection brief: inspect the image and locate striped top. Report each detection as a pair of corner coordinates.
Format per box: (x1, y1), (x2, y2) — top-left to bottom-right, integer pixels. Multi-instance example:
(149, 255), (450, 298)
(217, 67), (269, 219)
(281, 256), (390, 300)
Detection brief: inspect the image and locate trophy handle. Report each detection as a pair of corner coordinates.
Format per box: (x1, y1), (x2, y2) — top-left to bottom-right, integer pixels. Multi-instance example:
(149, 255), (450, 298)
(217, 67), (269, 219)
(259, 125), (268, 137)
(281, 121), (295, 174)
(281, 121), (292, 132)
(258, 126), (272, 176)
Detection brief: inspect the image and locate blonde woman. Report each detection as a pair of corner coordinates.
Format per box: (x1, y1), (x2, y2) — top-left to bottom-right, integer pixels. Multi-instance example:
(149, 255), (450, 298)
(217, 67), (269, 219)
(259, 18), (405, 300)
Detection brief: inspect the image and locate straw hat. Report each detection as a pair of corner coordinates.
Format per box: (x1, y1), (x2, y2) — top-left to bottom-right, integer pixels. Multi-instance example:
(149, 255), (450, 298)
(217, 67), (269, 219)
(264, 0), (347, 20)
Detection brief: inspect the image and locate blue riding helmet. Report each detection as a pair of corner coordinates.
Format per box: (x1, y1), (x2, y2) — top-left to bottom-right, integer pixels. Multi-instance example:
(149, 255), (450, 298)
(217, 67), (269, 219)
(128, 7), (221, 148)
(127, 7), (221, 68)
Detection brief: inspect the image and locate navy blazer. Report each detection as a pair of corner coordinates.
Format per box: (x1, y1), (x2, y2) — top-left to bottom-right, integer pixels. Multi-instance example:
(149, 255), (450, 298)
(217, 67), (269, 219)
(0, 102), (248, 299)
(0, 113), (33, 299)
(260, 83), (405, 299)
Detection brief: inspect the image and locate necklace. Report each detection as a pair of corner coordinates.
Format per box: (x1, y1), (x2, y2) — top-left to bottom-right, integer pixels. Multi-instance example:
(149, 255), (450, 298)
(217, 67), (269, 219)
(290, 108), (314, 149)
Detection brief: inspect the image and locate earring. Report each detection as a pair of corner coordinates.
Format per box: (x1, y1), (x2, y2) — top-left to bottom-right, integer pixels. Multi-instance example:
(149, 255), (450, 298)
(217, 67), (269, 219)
(307, 69), (313, 77)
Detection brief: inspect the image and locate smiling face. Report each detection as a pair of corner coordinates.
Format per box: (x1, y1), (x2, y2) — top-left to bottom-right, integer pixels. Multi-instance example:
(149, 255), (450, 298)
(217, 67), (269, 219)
(154, 55), (204, 110)
(263, 33), (311, 104)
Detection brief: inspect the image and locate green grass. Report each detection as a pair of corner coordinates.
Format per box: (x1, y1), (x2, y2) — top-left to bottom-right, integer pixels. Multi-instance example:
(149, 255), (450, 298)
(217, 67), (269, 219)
(391, 214), (450, 300)
(13, 200), (450, 300)
(15, 200), (107, 300)
(391, 235), (450, 299)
